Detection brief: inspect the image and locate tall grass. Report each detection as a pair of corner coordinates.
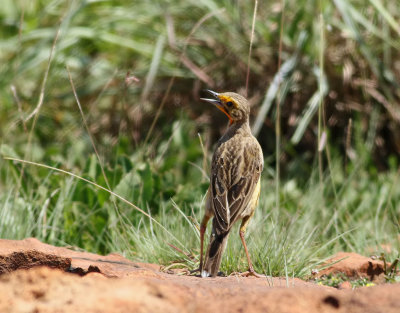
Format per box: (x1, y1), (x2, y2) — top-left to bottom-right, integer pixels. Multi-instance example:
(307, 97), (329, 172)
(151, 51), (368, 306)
(0, 0), (399, 278)
(1, 120), (400, 277)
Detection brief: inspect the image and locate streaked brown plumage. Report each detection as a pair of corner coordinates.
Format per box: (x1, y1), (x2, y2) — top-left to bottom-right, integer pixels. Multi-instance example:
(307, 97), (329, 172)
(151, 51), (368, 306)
(199, 90), (263, 278)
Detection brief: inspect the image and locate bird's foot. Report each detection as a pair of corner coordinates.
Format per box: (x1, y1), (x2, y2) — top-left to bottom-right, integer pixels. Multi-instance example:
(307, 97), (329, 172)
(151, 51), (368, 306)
(190, 268), (226, 277)
(243, 270), (265, 278)
(230, 268), (265, 278)
(189, 268), (213, 278)
(189, 267), (201, 275)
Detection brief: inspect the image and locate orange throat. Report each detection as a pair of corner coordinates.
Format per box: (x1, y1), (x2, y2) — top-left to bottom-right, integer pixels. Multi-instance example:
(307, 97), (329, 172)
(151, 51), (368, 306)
(217, 106), (233, 124)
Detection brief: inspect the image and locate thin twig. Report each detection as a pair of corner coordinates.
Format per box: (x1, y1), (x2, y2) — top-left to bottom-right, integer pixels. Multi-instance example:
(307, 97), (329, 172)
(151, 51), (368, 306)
(318, 13), (325, 187)
(10, 85), (27, 132)
(24, 28), (61, 123)
(245, 0), (258, 97)
(66, 66), (122, 227)
(144, 9), (225, 144)
(198, 133), (209, 181)
(344, 118), (353, 174)
(18, 4), (25, 41)
(15, 19), (62, 198)
(166, 242), (196, 260)
(276, 0), (286, 211)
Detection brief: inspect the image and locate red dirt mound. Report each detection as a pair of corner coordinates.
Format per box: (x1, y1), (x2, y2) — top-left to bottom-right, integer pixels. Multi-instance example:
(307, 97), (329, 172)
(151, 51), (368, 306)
(317, 252), (387, 282)
(0, 238), (399, 313)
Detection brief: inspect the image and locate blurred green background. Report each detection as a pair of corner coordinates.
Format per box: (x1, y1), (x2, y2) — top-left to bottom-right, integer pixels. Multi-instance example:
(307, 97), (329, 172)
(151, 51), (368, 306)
(0, 0), (399, 278)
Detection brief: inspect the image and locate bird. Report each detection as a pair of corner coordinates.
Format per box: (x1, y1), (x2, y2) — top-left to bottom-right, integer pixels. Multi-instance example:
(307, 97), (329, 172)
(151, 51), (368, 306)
(198, 90), (264, 278)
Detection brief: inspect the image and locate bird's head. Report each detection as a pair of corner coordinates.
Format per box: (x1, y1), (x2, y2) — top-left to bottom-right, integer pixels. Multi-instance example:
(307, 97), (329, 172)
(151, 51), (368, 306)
(201, 90), (250, 125)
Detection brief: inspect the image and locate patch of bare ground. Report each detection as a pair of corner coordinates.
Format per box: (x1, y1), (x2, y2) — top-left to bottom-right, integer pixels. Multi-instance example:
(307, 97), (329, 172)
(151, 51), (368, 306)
(317, 252), (388, 282)
(0, 238), (399, 313)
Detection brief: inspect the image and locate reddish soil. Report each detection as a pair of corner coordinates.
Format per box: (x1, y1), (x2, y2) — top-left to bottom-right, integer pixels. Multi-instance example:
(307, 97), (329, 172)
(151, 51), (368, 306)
(0, 238), (399, 313)
(317, 251), (388, 282)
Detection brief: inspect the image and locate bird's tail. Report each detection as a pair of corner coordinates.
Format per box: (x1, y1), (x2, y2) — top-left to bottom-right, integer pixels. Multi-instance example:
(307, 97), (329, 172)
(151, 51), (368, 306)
(202, 226), (229, 278)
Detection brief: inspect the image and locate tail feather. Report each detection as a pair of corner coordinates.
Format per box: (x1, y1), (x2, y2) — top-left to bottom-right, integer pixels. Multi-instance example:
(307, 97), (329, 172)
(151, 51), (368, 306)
(202, 228), (229, 277)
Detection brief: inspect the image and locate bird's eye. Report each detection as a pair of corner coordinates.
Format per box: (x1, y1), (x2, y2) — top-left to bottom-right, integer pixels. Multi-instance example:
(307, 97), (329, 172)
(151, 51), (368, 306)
(226, 101), (233, 107)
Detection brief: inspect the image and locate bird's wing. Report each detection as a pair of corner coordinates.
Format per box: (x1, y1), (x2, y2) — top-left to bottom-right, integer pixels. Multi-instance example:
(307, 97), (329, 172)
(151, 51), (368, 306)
(211, 141), (263, 234)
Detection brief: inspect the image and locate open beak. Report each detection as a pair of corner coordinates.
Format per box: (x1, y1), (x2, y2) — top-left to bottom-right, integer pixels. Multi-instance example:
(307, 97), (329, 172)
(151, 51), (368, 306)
(200, 90), (233, 124)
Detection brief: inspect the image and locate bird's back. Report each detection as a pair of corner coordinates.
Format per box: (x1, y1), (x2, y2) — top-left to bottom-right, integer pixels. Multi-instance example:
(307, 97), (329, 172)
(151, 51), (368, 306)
(210, 126), (263, 234)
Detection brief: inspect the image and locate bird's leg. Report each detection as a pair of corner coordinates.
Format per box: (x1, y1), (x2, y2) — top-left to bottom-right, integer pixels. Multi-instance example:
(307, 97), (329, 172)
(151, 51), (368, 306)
(238, 215), (265, 278)
(199, 215), (210, 273)
(190, 214), (211, 275)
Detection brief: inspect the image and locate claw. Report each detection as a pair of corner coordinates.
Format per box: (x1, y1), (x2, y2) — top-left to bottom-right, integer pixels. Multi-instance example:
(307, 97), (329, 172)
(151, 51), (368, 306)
(229, 269), (265, 278)
(244, 270), (265, 278)
(189, 267), (200, 275)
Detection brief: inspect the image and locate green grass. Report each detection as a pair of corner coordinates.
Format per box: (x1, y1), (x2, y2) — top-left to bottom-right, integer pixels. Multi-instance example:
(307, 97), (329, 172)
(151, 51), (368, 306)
(1, 119), (399, 278)
(315, 273), (376, 288)
(0, 0), (400, 279)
